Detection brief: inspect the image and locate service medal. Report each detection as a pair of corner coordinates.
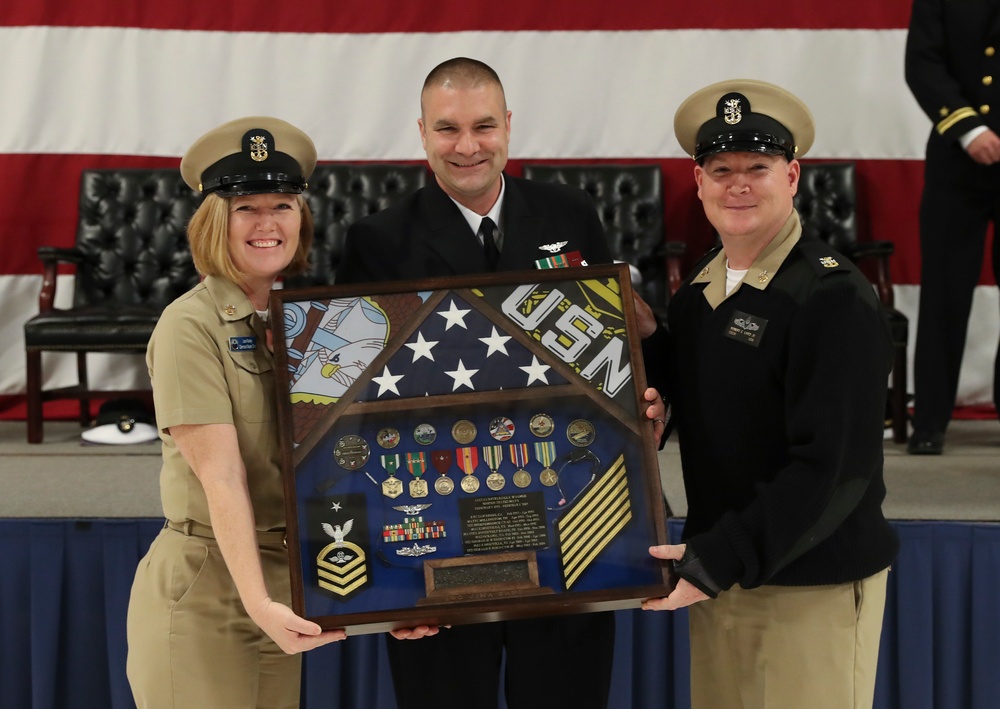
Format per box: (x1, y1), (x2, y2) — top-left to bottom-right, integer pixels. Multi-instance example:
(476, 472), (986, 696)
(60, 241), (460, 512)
(483, 445), (504, 490)
(381, 454), (403, 499)
(535, 441), (558, 486)
(406, 452), (429, 498)
(431, 449), (455, 496)
(457, 446), (480, 493)
(486, 472), (506, 491)
(510, 443), (530, 487)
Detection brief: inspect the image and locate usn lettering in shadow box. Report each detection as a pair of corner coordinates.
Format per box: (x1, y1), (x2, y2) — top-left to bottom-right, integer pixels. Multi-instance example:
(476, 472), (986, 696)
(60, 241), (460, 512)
(270, 264), (674, 634)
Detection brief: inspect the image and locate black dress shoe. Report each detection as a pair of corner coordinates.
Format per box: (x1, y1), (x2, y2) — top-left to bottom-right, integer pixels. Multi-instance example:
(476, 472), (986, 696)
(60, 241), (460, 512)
(907, 430), (944, 455)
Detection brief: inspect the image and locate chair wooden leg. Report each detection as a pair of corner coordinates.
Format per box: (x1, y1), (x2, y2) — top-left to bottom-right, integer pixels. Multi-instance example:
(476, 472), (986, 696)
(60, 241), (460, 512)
(77, 352), (90, 427)
(891, 344), (908, 444)
(26, 349), (43, 444)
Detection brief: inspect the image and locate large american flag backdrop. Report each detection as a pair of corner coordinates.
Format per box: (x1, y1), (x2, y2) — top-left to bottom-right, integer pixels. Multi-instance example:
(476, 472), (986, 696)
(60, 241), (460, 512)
(1, 1), (997, 415)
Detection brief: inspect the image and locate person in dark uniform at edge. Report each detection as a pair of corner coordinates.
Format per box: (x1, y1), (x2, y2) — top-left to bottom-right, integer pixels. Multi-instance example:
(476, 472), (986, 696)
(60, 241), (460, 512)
(641, 80), (899, 709)
(336, 57), (667, 709)
(904, 0), (1000, 455)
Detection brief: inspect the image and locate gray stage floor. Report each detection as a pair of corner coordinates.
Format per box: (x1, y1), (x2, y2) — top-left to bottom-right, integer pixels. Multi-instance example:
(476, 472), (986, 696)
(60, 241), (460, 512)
(1, 420), (997, 521)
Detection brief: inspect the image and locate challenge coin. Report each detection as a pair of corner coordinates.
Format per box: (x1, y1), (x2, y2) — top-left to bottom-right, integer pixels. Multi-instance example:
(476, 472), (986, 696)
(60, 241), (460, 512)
(334, 434), (370, 470)
(451, 419), (477, 444)
(376, 427), (400, 449)
(489, 416), (515, 441)
(529, 413), (555, 437)
(566, 419), (597, 447)
(414, 423), (437, 446)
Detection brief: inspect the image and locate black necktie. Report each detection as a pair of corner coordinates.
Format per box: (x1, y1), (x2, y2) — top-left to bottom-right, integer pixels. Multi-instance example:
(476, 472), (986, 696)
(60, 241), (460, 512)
(479, 217), (501, 269)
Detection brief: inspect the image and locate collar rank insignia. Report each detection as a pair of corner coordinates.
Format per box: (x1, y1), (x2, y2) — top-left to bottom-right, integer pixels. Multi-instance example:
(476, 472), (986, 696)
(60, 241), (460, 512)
(539, 241), (569, 253)
(724, 97), (743, 125)
(757, 270), (769, 283)
(819, 256), (839, 268)
(699, 265), (710, 277)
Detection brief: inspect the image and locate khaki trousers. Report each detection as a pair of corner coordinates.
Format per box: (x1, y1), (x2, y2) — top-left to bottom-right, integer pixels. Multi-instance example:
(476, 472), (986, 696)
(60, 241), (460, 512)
(126, 527), (300, 709)
(689, 569), (889, 709)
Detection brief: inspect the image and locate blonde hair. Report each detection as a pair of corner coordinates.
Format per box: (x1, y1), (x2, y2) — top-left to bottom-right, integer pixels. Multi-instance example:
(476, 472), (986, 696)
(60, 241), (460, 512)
(187, 192), (314, 284)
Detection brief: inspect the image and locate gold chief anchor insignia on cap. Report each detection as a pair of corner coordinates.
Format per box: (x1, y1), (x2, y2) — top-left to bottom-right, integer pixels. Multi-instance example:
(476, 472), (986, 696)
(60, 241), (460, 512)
(819, 256), (839, 268)
(724, 97), (743, 125)
(249, 135), (268, 162)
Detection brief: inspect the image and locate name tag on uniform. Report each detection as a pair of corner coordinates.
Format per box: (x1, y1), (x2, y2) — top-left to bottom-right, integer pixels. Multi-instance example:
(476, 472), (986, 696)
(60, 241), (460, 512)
(229, 336), (258, 352)
(724, 310), (767, 347)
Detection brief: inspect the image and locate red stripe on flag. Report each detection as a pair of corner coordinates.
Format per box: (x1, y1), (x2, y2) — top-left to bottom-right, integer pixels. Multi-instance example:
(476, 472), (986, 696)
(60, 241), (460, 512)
(0, 1), (911, 32)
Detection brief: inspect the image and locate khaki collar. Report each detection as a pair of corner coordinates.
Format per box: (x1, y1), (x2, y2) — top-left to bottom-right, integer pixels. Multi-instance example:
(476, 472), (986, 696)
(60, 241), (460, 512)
(204, 275), (255, 322)
(692, 210), (802, 309)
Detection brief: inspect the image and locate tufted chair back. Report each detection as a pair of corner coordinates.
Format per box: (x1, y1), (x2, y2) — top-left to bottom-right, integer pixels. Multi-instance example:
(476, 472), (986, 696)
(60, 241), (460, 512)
(23, 169), (203, 442)
(24, 164), (427, 442)
(72, 170), (203, 309)
(286, 163), (428, 288)
(794, 161), (909, 443)
(794, 162), (858, 254)
(522, 164), (674, 314)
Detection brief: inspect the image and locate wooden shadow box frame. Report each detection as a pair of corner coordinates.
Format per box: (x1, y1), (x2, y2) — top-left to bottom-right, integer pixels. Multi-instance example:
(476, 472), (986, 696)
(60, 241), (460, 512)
(270, 264), (674, 634)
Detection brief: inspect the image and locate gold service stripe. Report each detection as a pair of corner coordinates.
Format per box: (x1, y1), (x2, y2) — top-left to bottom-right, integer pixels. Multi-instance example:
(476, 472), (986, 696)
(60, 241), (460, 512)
(564, 511), (633, 589)
(557, 454), (626, 534)
(562, 491), (631, 572)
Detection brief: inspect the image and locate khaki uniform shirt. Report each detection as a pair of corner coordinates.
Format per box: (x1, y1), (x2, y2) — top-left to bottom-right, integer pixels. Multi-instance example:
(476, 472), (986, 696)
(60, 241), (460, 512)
(692, 210), (802, 310)
(147, 275), (284, 530)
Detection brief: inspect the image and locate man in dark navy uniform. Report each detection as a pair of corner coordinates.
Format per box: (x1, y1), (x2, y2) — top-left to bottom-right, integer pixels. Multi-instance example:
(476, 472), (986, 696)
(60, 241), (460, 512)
(905, 0), (1000, 454)
(338, 56), (666, 709)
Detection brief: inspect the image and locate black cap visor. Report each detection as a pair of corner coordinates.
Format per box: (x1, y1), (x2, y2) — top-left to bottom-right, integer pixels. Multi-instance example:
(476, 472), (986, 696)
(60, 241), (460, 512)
(205, 173), (306, 196)
(200, 149), (306, 195)
(695, 132), (794, 163)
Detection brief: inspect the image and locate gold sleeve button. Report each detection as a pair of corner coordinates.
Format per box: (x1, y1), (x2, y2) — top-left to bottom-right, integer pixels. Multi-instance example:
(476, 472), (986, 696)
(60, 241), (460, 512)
(983, 76), (993, 86)
(987, 46), (996, 57)
(982, 105), (991, 114)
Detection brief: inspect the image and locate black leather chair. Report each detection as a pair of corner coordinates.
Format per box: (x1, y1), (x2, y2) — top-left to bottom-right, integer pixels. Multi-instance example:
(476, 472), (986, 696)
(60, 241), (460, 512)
(521, 164), (683, 317)
(23, 163), (428, 443)
(23, 169), (203, 443)
(794, 161), (909, 443)
(286, 163), (428, 288)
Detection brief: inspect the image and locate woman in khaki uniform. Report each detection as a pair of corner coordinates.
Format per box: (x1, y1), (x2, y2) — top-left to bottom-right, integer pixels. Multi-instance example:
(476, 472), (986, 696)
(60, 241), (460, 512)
(126, 117), (345, 709)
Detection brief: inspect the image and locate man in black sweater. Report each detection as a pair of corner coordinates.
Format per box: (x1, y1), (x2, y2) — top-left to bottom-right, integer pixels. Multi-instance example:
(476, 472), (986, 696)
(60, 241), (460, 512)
(642, 80), (899, 709)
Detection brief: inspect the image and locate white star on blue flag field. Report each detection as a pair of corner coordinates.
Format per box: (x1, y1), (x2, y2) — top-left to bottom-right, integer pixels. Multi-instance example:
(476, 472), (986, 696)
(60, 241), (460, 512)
(360, 293), (568, 401)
